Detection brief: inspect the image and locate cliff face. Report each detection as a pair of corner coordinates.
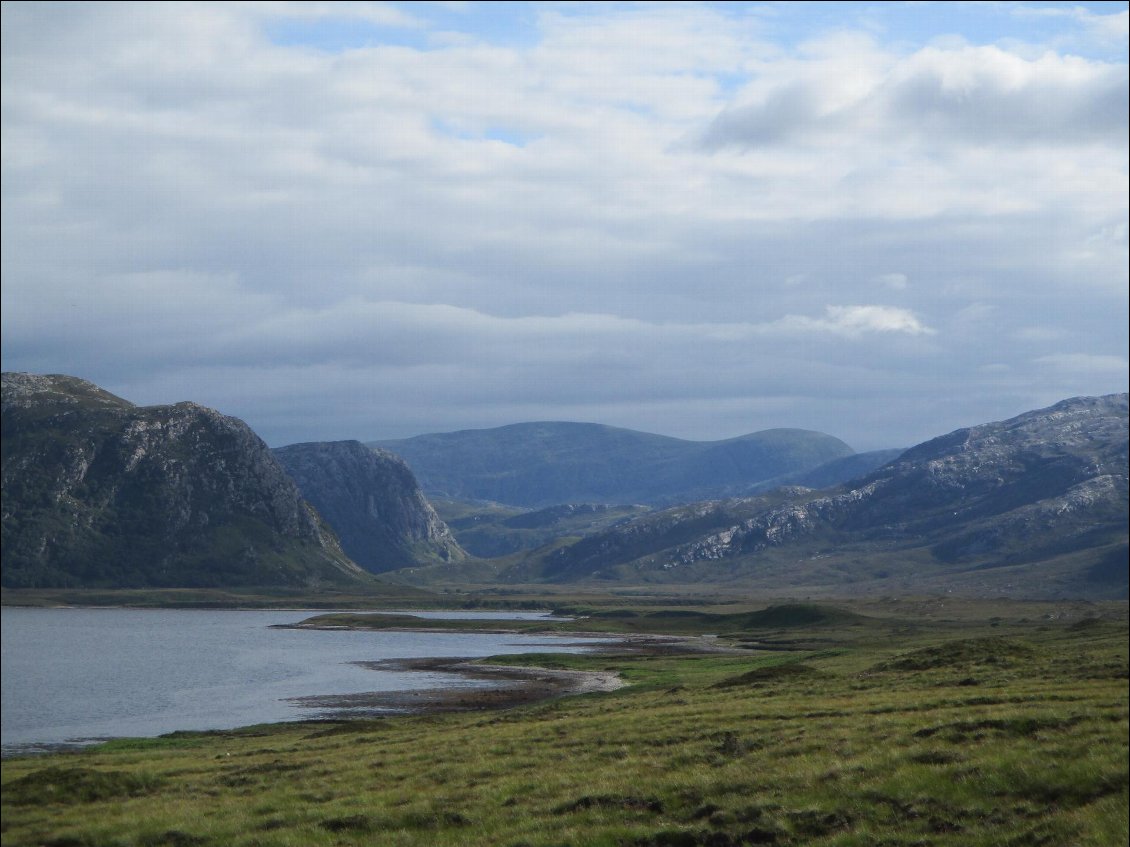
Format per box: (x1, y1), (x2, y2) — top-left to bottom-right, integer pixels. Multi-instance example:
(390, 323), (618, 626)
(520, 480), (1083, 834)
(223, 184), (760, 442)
(273, 440), (465, 573)
(1, 373), (369, 588)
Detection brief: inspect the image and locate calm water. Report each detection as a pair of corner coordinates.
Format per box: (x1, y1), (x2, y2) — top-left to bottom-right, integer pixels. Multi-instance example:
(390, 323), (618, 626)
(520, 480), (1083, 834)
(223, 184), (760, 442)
(0, 608), (601, 755)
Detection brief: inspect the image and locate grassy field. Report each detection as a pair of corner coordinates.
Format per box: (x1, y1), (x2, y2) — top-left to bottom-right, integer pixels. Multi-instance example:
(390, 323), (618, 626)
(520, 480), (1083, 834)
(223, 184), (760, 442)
(2, 599), (1127, 847)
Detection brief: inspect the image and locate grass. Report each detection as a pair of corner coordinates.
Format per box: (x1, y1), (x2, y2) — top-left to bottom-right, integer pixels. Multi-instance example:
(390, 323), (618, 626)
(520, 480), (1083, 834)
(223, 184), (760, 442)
(2, 600), (1127, 847)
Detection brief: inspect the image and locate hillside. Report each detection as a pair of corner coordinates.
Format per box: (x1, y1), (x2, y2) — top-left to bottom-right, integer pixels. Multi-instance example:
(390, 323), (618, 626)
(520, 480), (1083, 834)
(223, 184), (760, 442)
(372, 422), (855, 507)
(1, 373), (372, 589)
(750, 448), (906, 492)
(431, 499), (652, 559)
(451, 395), (1128, 599)
(273, 440), (466, 574)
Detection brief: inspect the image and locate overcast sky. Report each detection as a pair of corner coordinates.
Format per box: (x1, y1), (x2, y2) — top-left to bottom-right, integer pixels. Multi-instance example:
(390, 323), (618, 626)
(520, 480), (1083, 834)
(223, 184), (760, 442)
(2, 1), (1127, 450)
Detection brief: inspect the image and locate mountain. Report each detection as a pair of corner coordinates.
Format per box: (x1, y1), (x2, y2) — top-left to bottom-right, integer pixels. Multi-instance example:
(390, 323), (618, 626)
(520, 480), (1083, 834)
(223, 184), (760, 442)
(372, 422), (856, 507)
(273, 440), (465, 574)
(749, 448), (906, 493)
(431, 499), (652, 559)
(495, 395), (1129, 599)
(1, 373), (371, 589)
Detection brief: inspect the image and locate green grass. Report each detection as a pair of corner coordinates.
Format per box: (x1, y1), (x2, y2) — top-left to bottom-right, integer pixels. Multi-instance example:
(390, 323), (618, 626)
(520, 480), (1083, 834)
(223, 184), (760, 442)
(2, 602), (1127, 847)
(294, 602), (878, 636)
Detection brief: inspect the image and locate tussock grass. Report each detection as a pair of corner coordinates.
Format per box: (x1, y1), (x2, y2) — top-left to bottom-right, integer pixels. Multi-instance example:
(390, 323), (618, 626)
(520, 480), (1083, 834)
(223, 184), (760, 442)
(2, 767), (164, 806)
(3, 603), (1127, 846)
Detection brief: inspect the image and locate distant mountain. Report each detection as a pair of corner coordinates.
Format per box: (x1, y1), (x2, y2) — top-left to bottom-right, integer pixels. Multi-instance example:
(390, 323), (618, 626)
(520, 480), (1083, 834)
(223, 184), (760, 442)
(750, 448), (907, 493)
(273, 440), (465, 574)
(489, 395), (1128, 599)
(430, 499), (651, 559)
(372, 422), (856, 507)
(1, 373), (371, 589)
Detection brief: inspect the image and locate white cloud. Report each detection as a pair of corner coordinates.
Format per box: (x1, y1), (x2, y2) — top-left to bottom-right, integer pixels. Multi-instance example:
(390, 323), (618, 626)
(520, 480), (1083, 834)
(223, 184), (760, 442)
(244, 1), (423, 28)
(774, 305), (935, 338)
(1087, 8), (1130, 45)
(701, 40), (1128, 150)
(0, 2), (1125, 450)
(1009, 3), (1130, 53)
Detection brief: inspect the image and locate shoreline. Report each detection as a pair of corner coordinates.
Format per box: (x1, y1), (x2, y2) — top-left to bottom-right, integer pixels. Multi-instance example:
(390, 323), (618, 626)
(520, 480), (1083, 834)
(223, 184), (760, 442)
(0, 656), (626, 759)
(1, 623), (733, 758)
(284, 631), (742, 718)
(289, 656), (626, 717)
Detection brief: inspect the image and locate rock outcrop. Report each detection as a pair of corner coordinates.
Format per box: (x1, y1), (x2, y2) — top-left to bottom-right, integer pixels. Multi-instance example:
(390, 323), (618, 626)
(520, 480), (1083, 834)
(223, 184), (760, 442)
(534, 394), (1128, 598)
(1, 373), (370, 588)
(273, 440), (465, 573)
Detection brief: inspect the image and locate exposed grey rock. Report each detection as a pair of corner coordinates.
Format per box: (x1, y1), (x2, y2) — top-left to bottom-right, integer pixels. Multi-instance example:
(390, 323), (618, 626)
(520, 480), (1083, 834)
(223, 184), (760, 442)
(1, 372), (369, 588)
(273, 440), (465, 573)
(537, 394), (1128, 598)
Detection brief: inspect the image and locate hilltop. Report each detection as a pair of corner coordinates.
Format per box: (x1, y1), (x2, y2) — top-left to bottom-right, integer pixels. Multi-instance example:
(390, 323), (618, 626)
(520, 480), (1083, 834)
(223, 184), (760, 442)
(1, 373), (371, 589)
(400, 395), (1128, 600)
(372, 421), (869, 507)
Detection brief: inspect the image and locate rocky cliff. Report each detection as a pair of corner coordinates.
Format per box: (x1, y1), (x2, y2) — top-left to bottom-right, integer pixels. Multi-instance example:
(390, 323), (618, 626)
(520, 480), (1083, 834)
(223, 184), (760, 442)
(1, 373), (370, 588)
(273, 440), (465, 573)
(531, 394), (1129, 598)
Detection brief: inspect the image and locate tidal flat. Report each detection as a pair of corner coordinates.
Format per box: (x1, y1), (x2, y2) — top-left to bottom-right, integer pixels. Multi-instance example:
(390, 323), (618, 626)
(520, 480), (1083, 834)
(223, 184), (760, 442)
(1, 598), (1127, 847)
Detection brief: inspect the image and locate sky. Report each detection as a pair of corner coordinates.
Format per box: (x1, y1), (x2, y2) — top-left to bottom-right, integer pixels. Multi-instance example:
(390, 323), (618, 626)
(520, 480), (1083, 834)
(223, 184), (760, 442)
(2, 1), (1127, 451)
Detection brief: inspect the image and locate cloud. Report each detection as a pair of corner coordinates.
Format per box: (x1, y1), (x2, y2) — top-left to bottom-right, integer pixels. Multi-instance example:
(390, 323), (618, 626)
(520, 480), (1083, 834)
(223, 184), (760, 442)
(1, 2), (1126, 452)
(773, 305), (935, 338)
(1086, 8), (1130, 46)
(2, 289), (936, 380)
(888, 46), (1128, 144)
(1009, 3), (1129, 53)
(700, 41), (1128, 151)
(249, 1), (423, 28)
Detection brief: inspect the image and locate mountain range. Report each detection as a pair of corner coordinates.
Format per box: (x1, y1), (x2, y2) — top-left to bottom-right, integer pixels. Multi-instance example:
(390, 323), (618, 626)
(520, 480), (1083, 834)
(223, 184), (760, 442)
(372, 422), (889, 507)
(0, 374), (448, 588)
(459, 394), (1126, 599)
(3, 372), (1125, 599)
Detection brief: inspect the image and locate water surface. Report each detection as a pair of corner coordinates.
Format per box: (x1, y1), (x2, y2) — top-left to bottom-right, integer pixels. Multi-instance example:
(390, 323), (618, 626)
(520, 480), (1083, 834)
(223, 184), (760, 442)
(0, 607), (599, 755)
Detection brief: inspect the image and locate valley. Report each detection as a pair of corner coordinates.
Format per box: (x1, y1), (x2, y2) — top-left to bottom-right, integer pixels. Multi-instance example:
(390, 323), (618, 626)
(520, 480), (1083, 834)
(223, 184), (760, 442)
(2, 373), (1127, 846)
(5, 372), (1124, 601)
(3, 4), (1126, 844)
